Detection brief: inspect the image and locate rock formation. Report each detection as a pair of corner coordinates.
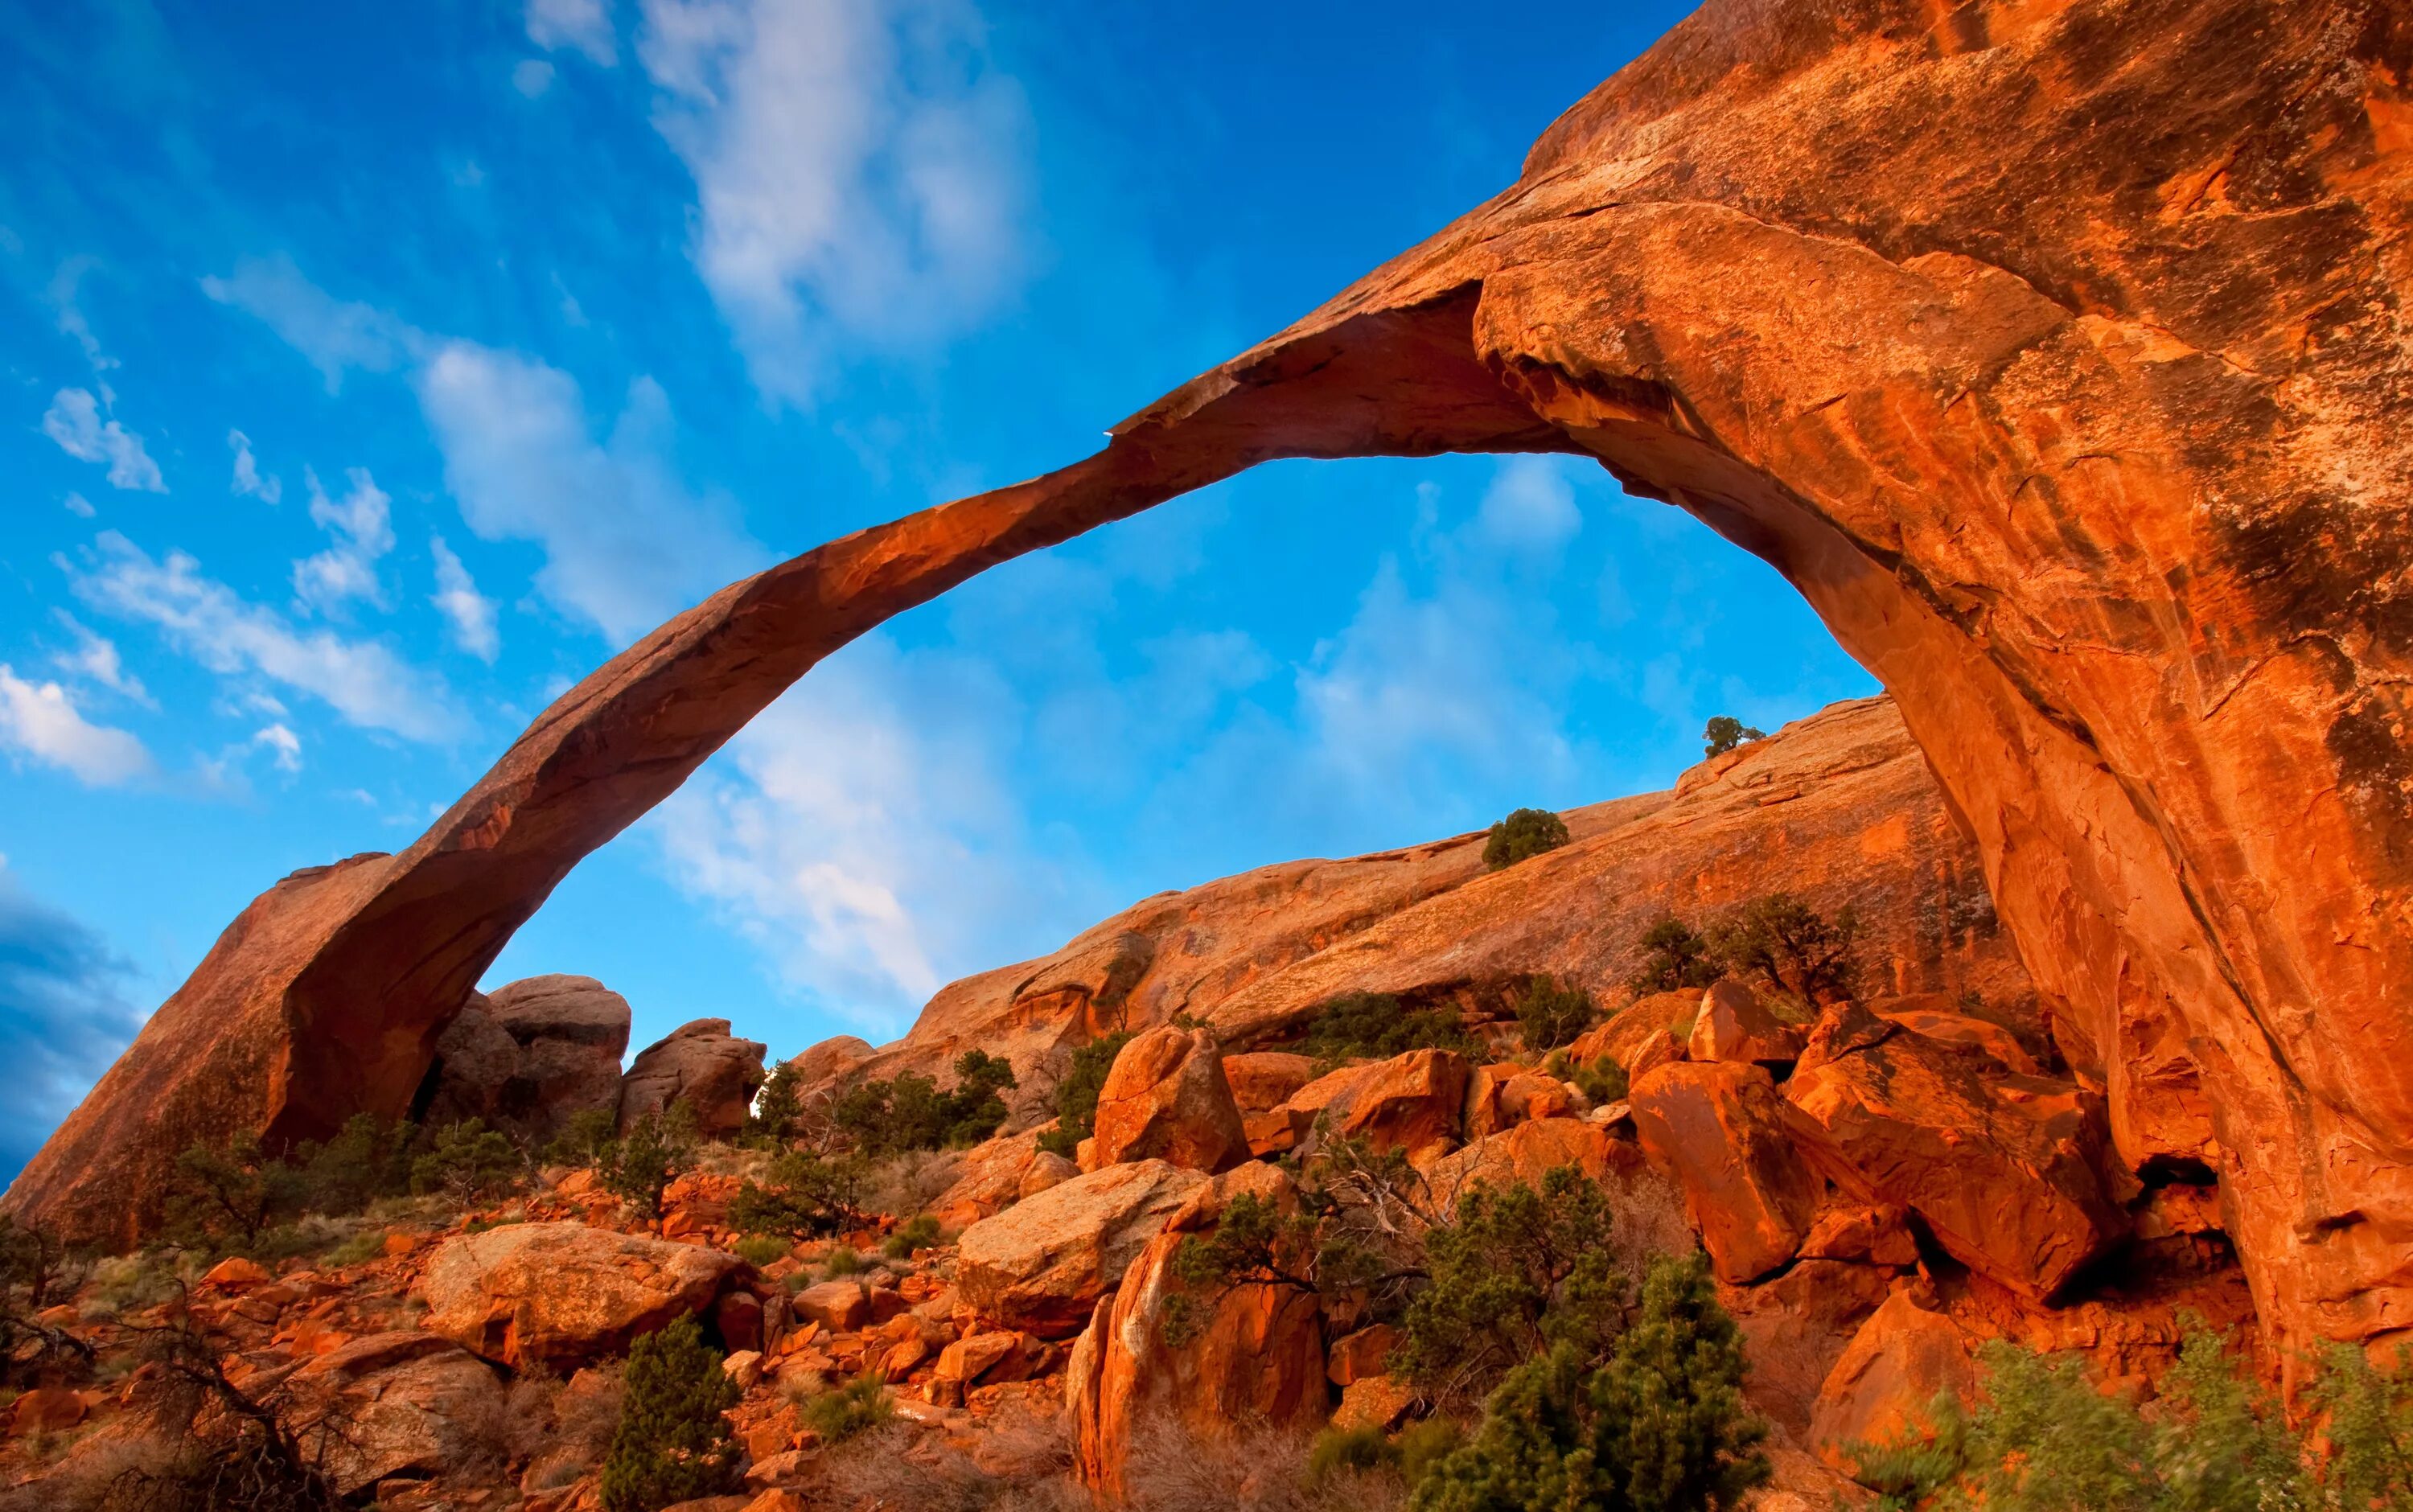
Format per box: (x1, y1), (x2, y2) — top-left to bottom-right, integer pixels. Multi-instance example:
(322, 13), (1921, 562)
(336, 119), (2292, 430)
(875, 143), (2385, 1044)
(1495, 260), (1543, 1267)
(415, 974), (630, 1141)
(10, 0), (2412, 1372)
(618, 1018), (767, 1138)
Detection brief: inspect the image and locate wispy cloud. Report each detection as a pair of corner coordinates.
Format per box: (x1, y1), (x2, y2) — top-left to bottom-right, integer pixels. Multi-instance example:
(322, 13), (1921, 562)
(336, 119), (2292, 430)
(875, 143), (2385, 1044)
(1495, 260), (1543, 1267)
(291, 467), (394, 614)
(512, 58), (557, 97)
(199, 254), (414, 392)
(228, 429), (282, 504)
(49, 611), (150, 705)
(41, 388), (165, 492)
(429, 536), (501, 661)
(68, 532), (469, 743)
(0, 866), (145, 1182)
(636, 0), (1030, 405)
(253, 721), (302, 773)
(413, 342), (763, 643)
(528, 0), (618, 64)
(0, 664), (154, 787)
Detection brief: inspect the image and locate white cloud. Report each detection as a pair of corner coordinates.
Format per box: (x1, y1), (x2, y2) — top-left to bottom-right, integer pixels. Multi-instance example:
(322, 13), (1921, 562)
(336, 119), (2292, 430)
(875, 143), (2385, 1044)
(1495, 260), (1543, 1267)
(49, 612), (150, 705)
(0, 666), (153, 787)
(50, 257), (118, 383)
(199, 255), (415, 392)
(637, 0), (1030, 405)
(528, 0), (617, 64)
(40, 388), (165, 492)
(1474, 455), (1583, 553)
(253, 722), (302, 773)
(413, 340), (763, 642)
(69, 532), (467, 743)
(292, 467), (395, 613)
(513, 58), (557, 97)
(62, 493), (95, 519)
(654, 634), (1071, 1031)
(429, 536), (501, 661)
(228, 429), (282, 504)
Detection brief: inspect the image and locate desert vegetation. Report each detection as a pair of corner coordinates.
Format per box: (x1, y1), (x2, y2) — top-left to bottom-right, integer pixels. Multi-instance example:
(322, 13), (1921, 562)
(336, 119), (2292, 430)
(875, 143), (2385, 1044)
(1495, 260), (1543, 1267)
(1481, 809), (1569, 871)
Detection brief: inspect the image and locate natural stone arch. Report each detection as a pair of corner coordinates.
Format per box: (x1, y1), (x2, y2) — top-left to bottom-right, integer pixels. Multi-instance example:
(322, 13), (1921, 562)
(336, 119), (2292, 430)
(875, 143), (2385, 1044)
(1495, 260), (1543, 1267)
(11, 0), (2413, 1366)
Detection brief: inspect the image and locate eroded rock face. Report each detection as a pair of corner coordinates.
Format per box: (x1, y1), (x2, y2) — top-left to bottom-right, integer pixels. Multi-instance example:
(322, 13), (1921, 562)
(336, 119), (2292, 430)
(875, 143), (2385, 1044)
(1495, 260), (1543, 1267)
(290, 1331), (508, 1494)
(619, 1019), (767, 1138)
(414, 1222), (742, 1370)
(14, 0), (2412, 1364)
(1810, 1291), (1979, 1474)
(1084, 1028), (1250, 1174)
(954, 1161), (1206, 1339)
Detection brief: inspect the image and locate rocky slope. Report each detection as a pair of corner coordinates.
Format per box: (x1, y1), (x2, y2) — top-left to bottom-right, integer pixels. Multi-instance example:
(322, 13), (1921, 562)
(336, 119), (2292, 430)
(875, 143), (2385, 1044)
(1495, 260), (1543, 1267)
(832, 696), (2035, 1103)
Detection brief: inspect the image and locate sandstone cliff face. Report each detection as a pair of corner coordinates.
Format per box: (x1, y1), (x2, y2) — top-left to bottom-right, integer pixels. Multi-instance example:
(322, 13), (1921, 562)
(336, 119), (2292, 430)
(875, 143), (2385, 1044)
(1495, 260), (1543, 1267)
(12, 0), (2411, 1366)
(830, 698), (2032, 1096)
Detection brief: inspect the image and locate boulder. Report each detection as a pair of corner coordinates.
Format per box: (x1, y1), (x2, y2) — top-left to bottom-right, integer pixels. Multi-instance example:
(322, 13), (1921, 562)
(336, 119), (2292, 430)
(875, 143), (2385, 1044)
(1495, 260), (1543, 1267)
(1084, 1027), (1249, 1174)
(954, 1160), (1206, 1337)
(1071, 1167), (1328, 1497)
(1222, 1051), (1316, 1114)
(783, 1035), (876, 1096)
(1687, 979), (1809, 1067)
(1630, 1062), (1823, 1284)
(791, 1281), (869, 1333)
(619, 1018), (767, 1138)
(290, 1331), (507, 1494)
(1327, 1323), (1396, 1386)
(1570, 991), (1700, 1077)
(927, 1130), (1064, 1229)
(1426, 1116), (1634, 1210)
(1784, 1006), (2124, 1300)
(1867, 996), (2039, 1076)
(1299, 1049), (1470, 1165)
(1810, 1291), (1979, 1474)
(420, 976), (631, 1141)
(1800, 1203), (1920, 1268)
(8, 1386), (87, 1435)
(1716, 1261), (1893, 1438)
(414, 1221), (742, 1370)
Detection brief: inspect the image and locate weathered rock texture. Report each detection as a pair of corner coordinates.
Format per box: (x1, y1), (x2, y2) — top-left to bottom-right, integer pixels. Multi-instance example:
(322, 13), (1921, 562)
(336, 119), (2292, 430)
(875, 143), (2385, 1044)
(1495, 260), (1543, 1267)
(14, 0), (2413, 1367)
(618, 1017), (767, 1137)
(414, 1221), (743, 1370)
(416, 975), (630, 1140)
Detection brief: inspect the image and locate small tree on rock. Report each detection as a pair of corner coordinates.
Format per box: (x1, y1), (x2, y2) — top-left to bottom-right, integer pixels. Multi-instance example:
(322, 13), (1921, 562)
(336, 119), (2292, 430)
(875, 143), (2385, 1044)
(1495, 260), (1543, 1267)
(600, 1102), (701, 1222)
(409, 1119), (521, 1205)
(1037, 1032), (1133, 1158)
(1630, 918), (1719, 996)
(600, 1313), (743, 1512)
(1515, 976), (1596, 1053)
(1701, 717), (1765, 758)
(1485, 808), (1571, 871)
(1708, 894), (1859, 1005)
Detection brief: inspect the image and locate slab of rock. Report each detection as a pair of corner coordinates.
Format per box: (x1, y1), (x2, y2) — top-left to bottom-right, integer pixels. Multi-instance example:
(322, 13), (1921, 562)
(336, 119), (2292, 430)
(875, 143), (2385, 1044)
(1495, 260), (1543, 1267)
(1084, 1027), (1249, 1173)
(783, 1035), (875, 1097)
(1631, 1062), (1823, 1284)
(1810, 1291), (1978, 1474)
(290, 1331), (507, 1494)
(1301, 1048), (1470, 1165)
(620, 1018), (767, 1137)
(1717, 1261), (1893, 1439)
(955, 1160), (1205, 1338)
(927, 1130), (1071, 1229)
(420, 975), (631, 1141)
(1426, 1116), (1634, 1212)
(415, 1221), (742, 1370)
(1222, 1051), (1316, 1114)
(1867, 996), (2039, 1076)
(1785, 1006), (2123, 1300)
(1687, 980), (1809, 1068)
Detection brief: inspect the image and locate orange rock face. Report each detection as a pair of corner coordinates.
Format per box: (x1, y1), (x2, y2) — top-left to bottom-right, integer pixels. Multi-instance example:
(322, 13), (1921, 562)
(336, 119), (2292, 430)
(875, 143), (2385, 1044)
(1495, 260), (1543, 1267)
(1687, 980), (1808, 1068)
(14, 0), (2413, 1366)
(413, 1222), (742, 1371)
(953, 1161), (1206, 1339)
(1810, 1291), (1979, 1474)
(1083, 1028), (1250, 1174)
(1630, 1062), (1823, 1284)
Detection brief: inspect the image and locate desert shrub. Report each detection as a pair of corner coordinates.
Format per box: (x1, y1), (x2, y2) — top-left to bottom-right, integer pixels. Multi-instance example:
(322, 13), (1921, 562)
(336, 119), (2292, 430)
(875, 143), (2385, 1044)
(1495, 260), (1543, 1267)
(1708, 894), (1859, 1005)
(1391, 1165), (1622, 1410)
(821, 1247), (865, 1281)
(599, 1314), (743, 1512)
(800, 1371), (894, 1444)
(544, 1107), (621, 1168)
(599, 1102), (701, 1222)
(884, 1213), (944, 1258)
(1541, 1050), (1627, 1105)
(727, 1148), (870, 1239)
(89, 1310), (347, 1512)
(1512, 976), (1594, 1053)
(318, 1228), (389, 1269)
(1164, 1190), (1322, 1346)
(409, 1119), (521, 1203)
(1482, 808), (1569, 871)
(1037, 1032), (1133, 1158)
(1298, 1136), (1437, 1325)
(816, 1417), (1083, 1512)
(1629, 918), (1716, 996)
(1410, 1253), (1766, 1512)
(1701, 716), (1765, 758)
(832, 1050), (1018, 1157)
(289, 1113), (415, 1214)
(1309, 1420), (1464, 1486)
(732, 1235), (790, 1268)
(1301, 993), (1478, 1064)
(0, 1218), (94, 1387)
(746, 1058), (805, 1144)
(162, 1132), (308, 1253)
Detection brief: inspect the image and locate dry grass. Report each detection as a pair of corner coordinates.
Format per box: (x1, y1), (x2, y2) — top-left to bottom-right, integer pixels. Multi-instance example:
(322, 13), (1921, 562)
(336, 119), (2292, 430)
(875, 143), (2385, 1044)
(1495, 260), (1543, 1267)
(1120, 1420), (1410, 1512)
(1601, 1162), (1696, 1268)
(814, 1416), (1087, 1511)
(865, 1149), (963, 1219)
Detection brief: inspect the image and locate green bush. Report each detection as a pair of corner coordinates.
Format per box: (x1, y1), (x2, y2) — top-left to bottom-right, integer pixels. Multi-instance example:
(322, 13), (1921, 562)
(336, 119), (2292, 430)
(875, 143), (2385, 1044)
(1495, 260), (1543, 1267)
(409, 1119), (521, 1203)
(732, 1235), (790, 1268)
(799, 1371), (893, 1444)
(745, 1058), (805, 1144)
(164, 1131), (309, 1252)
(882, 1213), (943, 1259)
(1701, 716), (1765, 758)
(599, 1103), (701, 1222)
(1392, 1165), (1622, 1410)
(290, 1113), (416, 1214)
(1514, 976), (1594, 1054)
(728, 1148), (870, 1239)
(1851, 1326), (2413, 1511)
(1410, 1254), (1768, 1512)
(1708, 895), (1858, 1005)
(544, 1107), (620, 1168)
(1308, 1417), (1467, 1484)
(599, 1314), (743, 1512)
(831, 1050), (1017, 1157)
(822, 1247), (865, 1281)
(1036, 1032), (1133, 1159)
(1630, 918), (1719, 996)
(1483, 808), (1571, 871)
(1542, 1050), (1628, 1105)
(1301, 992), (1479, 1065)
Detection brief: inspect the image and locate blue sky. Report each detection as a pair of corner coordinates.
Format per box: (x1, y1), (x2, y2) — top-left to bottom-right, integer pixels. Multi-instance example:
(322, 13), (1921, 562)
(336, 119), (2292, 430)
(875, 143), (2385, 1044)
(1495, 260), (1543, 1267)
(0, 0), (1877, 1177)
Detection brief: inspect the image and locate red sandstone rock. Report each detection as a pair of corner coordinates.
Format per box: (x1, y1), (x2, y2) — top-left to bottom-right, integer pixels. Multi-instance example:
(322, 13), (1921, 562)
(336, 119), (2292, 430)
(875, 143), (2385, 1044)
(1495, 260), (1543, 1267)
(1222, 1051), (1316, 1114)
(1425, 1116), (1635, 1210)
(1720, 1261), (1894, 1438)
(954, 1160), (1205, 1338)
(1631, 1062), (1823, 1284)
(1687, 980), (1809, 1067)
(1868, 996), (2038, 1077)
(8, 1386), (86, 1435)
(1326, 1323), (1396, 1386)
(415, 1222), (742, 1370)
(619, 1019), (767, 1138)
(1786, 1006), (2124, 1300)
(1083, 1027), (1249, 1174)
(1811, 1292), (1978, 1475)
(1301, 1049), (1469, 1166)
(1800, 1204), (1920, 1270)
(926, 1130), (1069, 1229)
(289, 1330), (508, 1494)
